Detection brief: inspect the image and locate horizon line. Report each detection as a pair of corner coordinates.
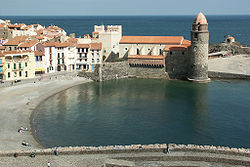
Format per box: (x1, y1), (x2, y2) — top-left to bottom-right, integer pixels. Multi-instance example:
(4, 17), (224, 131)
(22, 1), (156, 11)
(1, 14), (250, 17)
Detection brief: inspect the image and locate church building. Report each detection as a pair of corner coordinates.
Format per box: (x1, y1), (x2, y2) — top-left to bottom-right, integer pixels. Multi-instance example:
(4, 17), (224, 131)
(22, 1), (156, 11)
(119, 13), (209, 82)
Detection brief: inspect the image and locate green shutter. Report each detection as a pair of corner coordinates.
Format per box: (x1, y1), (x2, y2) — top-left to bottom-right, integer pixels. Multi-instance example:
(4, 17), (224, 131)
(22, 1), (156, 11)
(14, 63), (16, 69)
(19, 63), (21, 69)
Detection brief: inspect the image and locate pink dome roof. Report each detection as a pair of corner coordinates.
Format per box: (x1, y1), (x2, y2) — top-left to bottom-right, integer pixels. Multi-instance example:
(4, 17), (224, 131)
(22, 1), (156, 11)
(193, 12), (208, 25)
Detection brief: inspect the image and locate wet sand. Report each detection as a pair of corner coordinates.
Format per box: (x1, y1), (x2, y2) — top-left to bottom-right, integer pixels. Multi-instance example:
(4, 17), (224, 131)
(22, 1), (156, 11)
(0, 76), (91, 151)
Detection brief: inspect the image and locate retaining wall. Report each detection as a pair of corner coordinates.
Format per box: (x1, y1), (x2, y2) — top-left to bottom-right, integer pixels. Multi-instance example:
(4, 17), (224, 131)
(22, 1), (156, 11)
(0, 144), (249, 157)
(208, 71), (250, 80)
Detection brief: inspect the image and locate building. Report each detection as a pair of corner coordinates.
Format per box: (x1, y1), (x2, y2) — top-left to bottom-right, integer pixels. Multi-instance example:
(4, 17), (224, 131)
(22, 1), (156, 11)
(34, 51), (46, 74)
(3, 36), (29, 51)
(92, 25), (122, 59)
(118, 13), (209, 82)
(0, 50), (36, 81)
(76, 44), (90, 71)
(0, 55), (5, 81)
(44, 42), (77, 73)
(188, 12), (210, 82)
(89, 43), (103, 71)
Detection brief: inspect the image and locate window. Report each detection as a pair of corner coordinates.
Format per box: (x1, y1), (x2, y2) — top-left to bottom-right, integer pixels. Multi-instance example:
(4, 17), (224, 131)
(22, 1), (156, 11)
(92, 58), (94, 63)
(19, 63), (21, 69)
(36, 56), (39, 62)
(58, 53), (60, 58)
(159, 49), (162, 55)
(62, 53), (64, 58)
(148, 48), (151, 51)
(182, 51), (185, 55)
(19, 71), (22, 77)
(170, 51), (173, 55)
(137, 48), (140, 55)
(97, 58), (100, 63)
(25, 71), (28, 77)
(14, 72), (17, 77)
(25, 62), (27, 67)
(194, 33), (198, 39)
(78, 48), (80, 52)
(14, 63), (16, 69)
(62, 59), (64, 64)
(58, 60), (60, 64)
(8, 72), (10, 78)
(82, 48), (84, 52)
(8, 64), (10, 69)
(125, 47), (128, 51)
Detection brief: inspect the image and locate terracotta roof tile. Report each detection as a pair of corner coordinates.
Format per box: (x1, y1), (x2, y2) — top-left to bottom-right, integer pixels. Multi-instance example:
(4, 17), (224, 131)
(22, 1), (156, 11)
(4, 36), (29, 46)
(18, 40), (39, 48)
(120, 36), (184, 44)
(128, 55), (165, 59)
(77, 44), (90, 48)
(164, 45), (189, 51)
(0, 50), (33, 56)
(34, 51), (44, 56)
(90, 43), (102, 50)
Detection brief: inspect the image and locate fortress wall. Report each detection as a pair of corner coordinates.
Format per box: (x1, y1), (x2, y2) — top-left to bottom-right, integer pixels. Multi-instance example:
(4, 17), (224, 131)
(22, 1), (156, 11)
(166, 53), (189, 79)
(128, 66), (168, 78)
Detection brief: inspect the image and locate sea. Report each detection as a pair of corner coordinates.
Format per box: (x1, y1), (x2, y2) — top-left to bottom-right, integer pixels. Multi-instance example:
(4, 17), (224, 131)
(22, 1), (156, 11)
(0, 15), (250, 45)
(1, 15), (249, 148)
(33, 79), (250, 148)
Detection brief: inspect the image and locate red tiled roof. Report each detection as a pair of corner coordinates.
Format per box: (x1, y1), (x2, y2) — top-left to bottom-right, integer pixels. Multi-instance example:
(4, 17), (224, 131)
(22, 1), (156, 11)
(18, 40), (39, 48)
(55, 42), (75, 47)
(120, 36), (184, 44)
(34, 51), (44, 56)
(43, 42), (59, 47)
(4, 36), (29, 46)
(77, 44), (90, 48)
(0, 46), (5, 50)
(0, 50), (33, 56)
(128, 55), (165, 59)
(90, 43), (102, 50)
(164, 45), (189, 51)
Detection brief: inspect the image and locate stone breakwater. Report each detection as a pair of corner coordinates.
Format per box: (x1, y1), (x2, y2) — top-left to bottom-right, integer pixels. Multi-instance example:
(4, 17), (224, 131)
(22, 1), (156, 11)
(0, 144), (249, 157)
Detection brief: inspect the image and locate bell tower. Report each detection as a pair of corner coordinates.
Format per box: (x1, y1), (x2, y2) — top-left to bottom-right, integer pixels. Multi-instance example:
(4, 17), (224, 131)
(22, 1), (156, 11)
(188, 12), (210, 82)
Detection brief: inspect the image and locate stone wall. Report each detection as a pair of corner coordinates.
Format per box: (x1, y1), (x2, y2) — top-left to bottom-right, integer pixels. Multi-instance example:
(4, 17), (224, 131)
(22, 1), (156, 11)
(128, 66), (168, 78)
(80, 61), (171, 81)
(166, 53), (189, 80)
(0, 143), (249, 157)
(208, 71), (250, 80)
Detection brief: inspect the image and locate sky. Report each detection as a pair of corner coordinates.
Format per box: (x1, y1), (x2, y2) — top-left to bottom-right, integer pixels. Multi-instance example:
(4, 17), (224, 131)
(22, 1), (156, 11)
(0, 0), (249, 16)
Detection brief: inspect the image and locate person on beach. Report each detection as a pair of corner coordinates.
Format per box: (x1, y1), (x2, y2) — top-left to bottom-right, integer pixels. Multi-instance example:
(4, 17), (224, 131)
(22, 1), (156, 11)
(167, 145), (170, 154)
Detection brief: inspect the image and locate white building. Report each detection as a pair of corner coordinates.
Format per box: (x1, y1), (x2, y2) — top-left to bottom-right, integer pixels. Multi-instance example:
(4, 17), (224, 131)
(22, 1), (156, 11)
(92, 25), (122, 59)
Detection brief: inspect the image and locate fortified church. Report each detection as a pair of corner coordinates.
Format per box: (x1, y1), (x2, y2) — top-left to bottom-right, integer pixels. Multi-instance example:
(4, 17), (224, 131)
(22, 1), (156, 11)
(119, 12), (210, 82)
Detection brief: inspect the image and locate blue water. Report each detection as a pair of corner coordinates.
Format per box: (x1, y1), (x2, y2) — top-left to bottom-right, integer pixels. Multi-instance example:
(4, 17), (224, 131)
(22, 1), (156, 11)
(1, 15), (250, 45)
(33, 79), (250, 148)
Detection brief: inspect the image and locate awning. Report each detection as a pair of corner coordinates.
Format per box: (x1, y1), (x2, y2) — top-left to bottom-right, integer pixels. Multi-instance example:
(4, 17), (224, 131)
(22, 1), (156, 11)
(35, 68), (46, 72)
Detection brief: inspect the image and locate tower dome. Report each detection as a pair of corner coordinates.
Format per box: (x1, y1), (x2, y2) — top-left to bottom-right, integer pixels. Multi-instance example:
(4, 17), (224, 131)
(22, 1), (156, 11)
(193, 12), (208, 25)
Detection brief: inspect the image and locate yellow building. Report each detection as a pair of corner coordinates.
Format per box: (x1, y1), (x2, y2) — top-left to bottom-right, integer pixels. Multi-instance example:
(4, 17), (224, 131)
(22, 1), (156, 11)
(34, 51), (46, 74)
(0, 55), (5, 81)
(0, 50), (36, 81)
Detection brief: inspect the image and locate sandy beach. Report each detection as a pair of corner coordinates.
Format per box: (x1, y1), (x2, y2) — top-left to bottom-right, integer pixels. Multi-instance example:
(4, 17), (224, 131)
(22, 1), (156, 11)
(0, 75), (91, 151)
